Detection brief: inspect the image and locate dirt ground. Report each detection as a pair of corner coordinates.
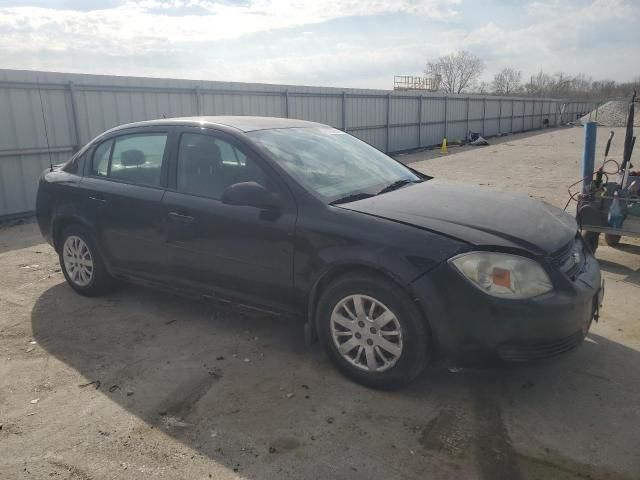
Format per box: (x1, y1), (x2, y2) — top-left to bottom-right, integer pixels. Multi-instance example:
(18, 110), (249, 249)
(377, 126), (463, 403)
(1, 125), (639, 480)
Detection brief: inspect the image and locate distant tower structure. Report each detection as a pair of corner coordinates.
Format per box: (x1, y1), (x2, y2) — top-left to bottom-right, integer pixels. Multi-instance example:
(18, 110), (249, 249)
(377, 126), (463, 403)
(393, 74), (441, 91)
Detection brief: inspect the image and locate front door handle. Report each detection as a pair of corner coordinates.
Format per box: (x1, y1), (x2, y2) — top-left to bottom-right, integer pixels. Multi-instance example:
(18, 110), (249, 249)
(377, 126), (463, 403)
(88, 195), (107, 204)
(168, 211), (194, 223)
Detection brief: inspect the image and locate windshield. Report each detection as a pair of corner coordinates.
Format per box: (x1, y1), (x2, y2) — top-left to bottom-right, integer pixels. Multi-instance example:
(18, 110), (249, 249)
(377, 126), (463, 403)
(247, 127), (421, 203)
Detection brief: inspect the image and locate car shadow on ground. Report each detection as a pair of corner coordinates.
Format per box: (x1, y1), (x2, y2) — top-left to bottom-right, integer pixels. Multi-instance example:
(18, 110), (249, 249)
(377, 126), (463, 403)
(31, 282), (638, 479)
(610, 242), (640, 256)
(597, 256), (640, 286)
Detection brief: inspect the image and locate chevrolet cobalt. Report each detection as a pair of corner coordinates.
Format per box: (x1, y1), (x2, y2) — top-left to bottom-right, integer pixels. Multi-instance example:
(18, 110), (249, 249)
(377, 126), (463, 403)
(36, 117), (603, 388)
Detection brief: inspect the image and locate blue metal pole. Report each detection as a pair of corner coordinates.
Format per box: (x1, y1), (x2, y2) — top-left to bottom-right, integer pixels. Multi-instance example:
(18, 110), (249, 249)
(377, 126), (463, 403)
(582, 122), (597, 193)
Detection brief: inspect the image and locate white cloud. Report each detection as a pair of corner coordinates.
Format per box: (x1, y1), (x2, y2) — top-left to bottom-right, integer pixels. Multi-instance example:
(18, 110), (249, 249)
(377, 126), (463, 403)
(426, 0), (640, 82)
(0, 0), (638, 88)
(0, 0), (460, 54)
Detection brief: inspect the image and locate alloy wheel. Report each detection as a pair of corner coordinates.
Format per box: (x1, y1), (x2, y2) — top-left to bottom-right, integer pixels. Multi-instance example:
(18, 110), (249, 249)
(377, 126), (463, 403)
(330, 294), (403, 372)
(63, 235), (94, 287)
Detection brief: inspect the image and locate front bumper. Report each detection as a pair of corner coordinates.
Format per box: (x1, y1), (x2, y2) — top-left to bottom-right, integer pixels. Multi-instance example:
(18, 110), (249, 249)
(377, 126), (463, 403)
(412, 247), (602, 364)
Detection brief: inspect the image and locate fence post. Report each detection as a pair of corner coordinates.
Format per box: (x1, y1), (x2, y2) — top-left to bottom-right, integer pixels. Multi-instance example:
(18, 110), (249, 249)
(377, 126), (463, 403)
(482, 98), (486, 136)
(465, 96), (470, 138)
(539, 100), (543, 128)
(67, 81), (82, 151)
(510, 99), (514, 133)
(417, 95), (423, 148)
(194, 85), (202, 115)
(284, 90), (289, 118)
(498, 98), (503, 134)
(386, 93), (391, 152)
(444, 95), (448, 140)
(342, 91), (347, 131)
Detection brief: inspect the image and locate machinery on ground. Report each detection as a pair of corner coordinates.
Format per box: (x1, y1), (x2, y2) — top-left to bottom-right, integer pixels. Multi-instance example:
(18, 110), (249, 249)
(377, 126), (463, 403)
(569, 93), (640, 252)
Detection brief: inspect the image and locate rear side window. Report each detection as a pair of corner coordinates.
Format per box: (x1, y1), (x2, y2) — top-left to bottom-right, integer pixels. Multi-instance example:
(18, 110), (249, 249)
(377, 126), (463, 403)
(91, 133), (168, 187)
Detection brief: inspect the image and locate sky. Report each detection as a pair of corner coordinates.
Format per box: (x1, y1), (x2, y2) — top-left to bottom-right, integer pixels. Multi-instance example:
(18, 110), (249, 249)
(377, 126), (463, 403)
(0, 0), (638, 89)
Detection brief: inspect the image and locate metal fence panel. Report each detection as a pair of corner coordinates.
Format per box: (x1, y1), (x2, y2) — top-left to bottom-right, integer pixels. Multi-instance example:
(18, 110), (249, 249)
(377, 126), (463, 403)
(289, 94), (341, 128)
(351, 128), (386, 152)
(0, 68), (596, 218)
(347, 96), (386, 129)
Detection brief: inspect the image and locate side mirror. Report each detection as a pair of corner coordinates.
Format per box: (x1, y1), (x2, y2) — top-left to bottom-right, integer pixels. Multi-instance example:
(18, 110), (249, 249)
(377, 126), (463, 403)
(221, 182), (282, 209)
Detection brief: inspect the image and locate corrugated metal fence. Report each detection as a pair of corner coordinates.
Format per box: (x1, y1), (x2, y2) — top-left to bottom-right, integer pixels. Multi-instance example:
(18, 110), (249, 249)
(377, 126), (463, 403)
(0, 69), (596, 218)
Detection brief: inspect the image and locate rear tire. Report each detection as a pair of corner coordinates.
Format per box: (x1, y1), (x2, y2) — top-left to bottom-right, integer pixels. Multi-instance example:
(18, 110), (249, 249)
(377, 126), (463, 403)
(317, 273), (430, 389)
(59, 225), (113, 296)
(604, 234), (621, 247)
(583, 231), (599, 253)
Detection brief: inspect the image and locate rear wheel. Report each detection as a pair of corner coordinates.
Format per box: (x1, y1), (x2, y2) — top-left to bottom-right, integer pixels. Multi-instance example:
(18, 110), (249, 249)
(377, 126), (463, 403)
(604, 234), (621, 247)
(59, 225), (113, 296)
(317, 273), (430, 389)
(583, 231), (599, 253)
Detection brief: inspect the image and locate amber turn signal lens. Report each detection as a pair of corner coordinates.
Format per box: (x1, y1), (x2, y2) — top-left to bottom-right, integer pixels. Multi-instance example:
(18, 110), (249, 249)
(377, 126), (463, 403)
(492, 267), (511, 288)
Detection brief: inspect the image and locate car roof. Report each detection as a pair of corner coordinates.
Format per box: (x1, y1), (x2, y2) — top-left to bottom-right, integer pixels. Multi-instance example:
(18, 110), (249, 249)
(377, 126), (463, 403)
(107, 116), (325, 133)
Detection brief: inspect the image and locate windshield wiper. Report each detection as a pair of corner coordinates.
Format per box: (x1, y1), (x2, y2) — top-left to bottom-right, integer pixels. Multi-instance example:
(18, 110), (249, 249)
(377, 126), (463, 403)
(377, 178), (419, 195)
(330, 192), (375, 205)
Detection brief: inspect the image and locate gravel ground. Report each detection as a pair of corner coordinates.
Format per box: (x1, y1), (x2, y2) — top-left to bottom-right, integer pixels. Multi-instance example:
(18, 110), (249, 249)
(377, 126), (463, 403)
(580, 100), (640, 127)
(1, 125), (639, 480)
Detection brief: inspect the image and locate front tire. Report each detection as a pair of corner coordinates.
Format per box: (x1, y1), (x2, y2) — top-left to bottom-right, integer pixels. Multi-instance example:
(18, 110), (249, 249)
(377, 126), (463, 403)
(317, 273), (430, 389)
(604, 234), (621, 247)
(59, 225), (113, 296)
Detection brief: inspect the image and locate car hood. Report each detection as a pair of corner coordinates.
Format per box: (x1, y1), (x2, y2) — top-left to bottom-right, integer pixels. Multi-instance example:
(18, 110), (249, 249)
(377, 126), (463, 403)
(338, 179), (577, 255)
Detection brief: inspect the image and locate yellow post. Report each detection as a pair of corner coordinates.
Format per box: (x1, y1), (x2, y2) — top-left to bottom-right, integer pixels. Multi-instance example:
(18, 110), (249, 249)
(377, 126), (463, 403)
(440, 138), (448, 154)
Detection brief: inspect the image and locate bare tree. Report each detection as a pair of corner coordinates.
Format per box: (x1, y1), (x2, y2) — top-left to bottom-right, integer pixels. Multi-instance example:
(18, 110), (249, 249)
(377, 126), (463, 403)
(516, 69), (640, 98)
(477, 81), (491, 94)
(492, 68), (521, 96)
(425, 51), (484, 94)
(525, 71), (553, 96)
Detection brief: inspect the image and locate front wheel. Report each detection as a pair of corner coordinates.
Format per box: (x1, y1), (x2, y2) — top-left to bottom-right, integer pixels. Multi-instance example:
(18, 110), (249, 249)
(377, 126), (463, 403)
(317, 273), (430, 389)
(604, 234), (621, 247)
(59, 225), (113, 296)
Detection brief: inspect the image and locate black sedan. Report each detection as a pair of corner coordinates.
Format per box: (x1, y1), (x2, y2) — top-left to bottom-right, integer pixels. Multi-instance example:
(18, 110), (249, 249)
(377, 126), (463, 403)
(36, 116), (603, 388)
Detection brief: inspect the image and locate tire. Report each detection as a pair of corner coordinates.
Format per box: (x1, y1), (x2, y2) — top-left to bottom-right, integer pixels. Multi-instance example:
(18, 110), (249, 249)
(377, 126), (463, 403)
(583, 231), (599, 254)
(604, 234), (621, 247)
(58, 225), (113, 296)
(316, 273), (430, 389)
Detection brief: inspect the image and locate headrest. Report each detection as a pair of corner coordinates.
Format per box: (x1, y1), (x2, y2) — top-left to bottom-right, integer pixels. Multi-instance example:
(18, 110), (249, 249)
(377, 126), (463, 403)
(185, 138), (222, 166)
(120, 149), (146, 167)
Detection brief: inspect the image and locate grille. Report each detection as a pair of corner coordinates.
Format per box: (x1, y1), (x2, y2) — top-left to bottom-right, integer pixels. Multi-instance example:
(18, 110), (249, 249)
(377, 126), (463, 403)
(498, 331), (584, 362)
(551, 236), (584, 279)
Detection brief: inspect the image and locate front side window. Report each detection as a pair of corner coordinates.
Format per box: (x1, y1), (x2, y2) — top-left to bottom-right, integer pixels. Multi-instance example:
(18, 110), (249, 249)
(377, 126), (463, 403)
(90, 133), (168, 187)
(247, 127), (420, 202)
(177, 133), (267, 198)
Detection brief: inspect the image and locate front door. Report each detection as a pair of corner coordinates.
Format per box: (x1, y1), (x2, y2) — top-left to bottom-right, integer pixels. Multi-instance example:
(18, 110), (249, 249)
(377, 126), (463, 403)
(162, 128), (296, 310)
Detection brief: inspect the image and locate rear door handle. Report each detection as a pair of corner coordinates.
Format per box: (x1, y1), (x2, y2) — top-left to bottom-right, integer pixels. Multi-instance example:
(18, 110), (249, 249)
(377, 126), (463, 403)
(168, 211), (194, 223)
(88, 195), (106, 204)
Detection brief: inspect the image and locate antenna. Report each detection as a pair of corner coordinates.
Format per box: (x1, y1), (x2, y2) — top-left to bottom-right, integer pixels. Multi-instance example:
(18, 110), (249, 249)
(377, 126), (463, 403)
(36, 75), (54, 172)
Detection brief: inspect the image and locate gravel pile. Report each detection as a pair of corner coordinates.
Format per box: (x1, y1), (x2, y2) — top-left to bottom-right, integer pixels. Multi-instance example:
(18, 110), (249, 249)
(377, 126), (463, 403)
(580, 101), (640, 127)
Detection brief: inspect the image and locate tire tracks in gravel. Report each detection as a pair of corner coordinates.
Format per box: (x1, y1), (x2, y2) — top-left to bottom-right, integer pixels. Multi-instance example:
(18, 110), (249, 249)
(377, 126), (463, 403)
(418, 370), (523, 480)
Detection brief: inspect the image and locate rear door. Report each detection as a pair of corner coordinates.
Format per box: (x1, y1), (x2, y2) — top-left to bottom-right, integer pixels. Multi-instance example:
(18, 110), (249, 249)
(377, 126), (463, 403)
(162, 127), (297, 310)
(80, 127), (172, 281)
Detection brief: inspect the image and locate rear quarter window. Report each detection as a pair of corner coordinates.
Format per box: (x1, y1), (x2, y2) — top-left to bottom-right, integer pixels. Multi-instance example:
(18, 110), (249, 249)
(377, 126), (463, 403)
(91, 140), (113, 177)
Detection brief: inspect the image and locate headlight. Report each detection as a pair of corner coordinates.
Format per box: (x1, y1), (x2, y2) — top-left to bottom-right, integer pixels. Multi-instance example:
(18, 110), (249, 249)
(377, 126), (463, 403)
(449, 252), (553, 299)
